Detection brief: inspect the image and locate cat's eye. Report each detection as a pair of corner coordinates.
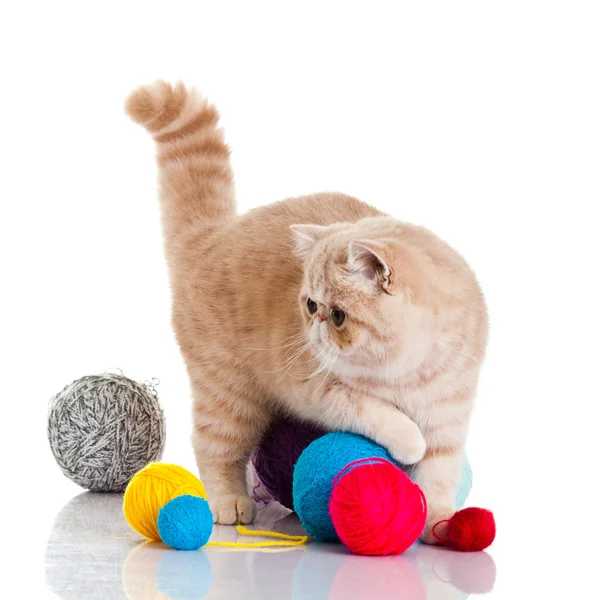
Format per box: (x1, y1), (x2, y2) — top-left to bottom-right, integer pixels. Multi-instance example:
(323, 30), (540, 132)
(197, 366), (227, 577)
(306, 298), (318, 315)
(330, 307), (346, 327)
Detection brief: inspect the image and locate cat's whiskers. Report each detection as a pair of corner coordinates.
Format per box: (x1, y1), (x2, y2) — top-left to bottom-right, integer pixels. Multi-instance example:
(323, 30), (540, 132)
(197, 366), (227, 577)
(287, 346), (331, 380)
(296, 346), (336, 381)
(269, 342), (323, 388)
(264, 341), (312, 375)
(310, 349), (339, 396)
(306, 347), (335, 379)
(245, 332), (307, 352)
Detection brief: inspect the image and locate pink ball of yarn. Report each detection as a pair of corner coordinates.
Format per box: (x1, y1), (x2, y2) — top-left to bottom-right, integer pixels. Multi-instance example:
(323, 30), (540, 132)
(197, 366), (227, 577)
(329, 458), (427, 556)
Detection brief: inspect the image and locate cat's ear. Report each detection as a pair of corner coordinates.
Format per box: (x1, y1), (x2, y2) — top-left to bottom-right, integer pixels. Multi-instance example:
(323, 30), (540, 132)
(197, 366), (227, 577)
(290, 224), (331, 261)
(348, 240), (392, 291)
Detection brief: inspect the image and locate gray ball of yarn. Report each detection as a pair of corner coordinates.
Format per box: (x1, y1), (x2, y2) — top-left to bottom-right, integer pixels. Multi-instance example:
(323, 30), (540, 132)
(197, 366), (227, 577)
(48, 373), (166, 492)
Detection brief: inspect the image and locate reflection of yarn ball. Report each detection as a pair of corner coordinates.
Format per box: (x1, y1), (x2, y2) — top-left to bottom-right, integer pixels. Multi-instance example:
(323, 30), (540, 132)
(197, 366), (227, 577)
(291, 520), (427, 598)
(329, 552), (427, 600)
(330, 458), (427, 555)
(157, 495), (213, 551)
(122, 540), (213, 599)
(444, 547), (497, 594)
(254, 417), (473, 511)
(157, 548), (213, 598)
(293, 432), (393, 541)
(45, 492), (133, 600)
(123, 463), (207, 542)
(48, 373), (166, 492)
(252, 417), (325, 508)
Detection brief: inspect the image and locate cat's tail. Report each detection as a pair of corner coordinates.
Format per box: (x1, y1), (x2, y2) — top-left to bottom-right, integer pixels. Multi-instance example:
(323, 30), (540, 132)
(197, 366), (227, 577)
(126, 81), (235, 241)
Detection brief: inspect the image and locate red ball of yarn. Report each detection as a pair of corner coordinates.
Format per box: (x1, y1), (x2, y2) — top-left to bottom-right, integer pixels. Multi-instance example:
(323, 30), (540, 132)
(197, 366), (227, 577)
(441, 507), (496, 552)
(329, 458), (427, 556)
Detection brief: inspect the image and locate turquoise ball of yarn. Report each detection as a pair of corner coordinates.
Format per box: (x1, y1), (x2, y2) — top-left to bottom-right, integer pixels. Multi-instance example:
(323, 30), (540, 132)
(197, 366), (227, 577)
(157, 495), (213, 550)
(293, 432), (393, 541)
(292, 431), (473, 542)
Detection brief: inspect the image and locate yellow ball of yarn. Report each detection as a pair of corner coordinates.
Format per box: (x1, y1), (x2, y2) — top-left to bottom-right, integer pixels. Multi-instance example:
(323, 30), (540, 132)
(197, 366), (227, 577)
(123, 463), (207, 541)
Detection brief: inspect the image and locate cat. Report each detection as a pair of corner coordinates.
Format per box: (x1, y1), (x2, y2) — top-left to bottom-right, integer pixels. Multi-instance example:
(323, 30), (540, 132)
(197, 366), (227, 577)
(126, 81), (488, 544)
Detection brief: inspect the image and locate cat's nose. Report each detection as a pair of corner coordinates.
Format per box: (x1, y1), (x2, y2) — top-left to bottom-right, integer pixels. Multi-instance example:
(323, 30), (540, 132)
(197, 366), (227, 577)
(317, 314), (326, 323)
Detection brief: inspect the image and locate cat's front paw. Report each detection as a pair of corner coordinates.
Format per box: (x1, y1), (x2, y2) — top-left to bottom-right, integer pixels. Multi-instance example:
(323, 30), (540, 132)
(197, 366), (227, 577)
(209, 494), (257, 525)
(386, 421), (427, 465)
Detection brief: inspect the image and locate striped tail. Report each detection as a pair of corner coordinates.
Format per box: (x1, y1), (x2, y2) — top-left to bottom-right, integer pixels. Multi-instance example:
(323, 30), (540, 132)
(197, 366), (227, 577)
(125, 81), (236, 241)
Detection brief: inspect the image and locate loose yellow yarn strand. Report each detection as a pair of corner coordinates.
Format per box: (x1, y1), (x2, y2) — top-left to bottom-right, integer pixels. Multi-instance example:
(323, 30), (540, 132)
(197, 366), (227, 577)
(205, 526), (308, 549)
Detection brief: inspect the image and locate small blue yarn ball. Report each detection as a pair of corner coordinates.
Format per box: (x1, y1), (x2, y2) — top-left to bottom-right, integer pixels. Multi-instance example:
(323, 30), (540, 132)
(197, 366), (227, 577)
(157, 494), (213, 550)
(293, 431), (473, 542)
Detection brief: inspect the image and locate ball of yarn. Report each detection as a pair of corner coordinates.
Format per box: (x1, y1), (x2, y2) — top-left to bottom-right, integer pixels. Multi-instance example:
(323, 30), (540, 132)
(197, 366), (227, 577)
(329, 458), (427, 556)
(443, 507), (496, 552)
(293, 432), (393, 541)
(252, 416), (325, 508)
(48, 373), (166, 492)
(123, 463), (207, 541)
(157, 495), (213, 550)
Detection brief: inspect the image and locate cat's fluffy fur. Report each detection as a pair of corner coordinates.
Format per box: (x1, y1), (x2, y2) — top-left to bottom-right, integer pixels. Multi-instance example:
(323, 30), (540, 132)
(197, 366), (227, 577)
(126, 81), (488, 543)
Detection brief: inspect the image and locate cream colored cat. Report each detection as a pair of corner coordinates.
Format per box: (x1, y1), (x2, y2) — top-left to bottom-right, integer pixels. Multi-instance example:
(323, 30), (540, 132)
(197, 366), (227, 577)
(126, 81), (488, 544)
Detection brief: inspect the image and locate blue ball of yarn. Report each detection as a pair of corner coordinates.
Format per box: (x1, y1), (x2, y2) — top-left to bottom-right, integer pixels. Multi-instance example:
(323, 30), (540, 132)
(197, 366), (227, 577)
(293, 432), (393, 541)
(292, 431), (474, 542)
(157, 494), (213, 550)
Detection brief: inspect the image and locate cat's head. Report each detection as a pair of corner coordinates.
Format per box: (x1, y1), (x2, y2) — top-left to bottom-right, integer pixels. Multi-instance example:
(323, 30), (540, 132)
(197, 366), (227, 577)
(291, 218), (436, 381)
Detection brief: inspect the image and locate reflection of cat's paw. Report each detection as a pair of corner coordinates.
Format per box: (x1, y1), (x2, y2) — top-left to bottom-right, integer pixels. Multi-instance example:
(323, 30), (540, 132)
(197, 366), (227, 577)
(386, 421), (427, 465)
(209, 494), (256, 525)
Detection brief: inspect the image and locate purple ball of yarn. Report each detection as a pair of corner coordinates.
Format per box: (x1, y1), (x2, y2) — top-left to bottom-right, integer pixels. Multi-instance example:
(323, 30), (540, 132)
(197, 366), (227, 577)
(252, 416), (326, 509)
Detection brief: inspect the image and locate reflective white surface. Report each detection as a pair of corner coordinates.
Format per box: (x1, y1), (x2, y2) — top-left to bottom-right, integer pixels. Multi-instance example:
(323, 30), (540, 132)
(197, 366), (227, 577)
(45, 492), (496, 599)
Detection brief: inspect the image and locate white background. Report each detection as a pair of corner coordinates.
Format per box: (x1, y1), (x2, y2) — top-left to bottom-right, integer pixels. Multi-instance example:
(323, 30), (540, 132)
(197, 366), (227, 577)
(1, 1), (599, 598)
